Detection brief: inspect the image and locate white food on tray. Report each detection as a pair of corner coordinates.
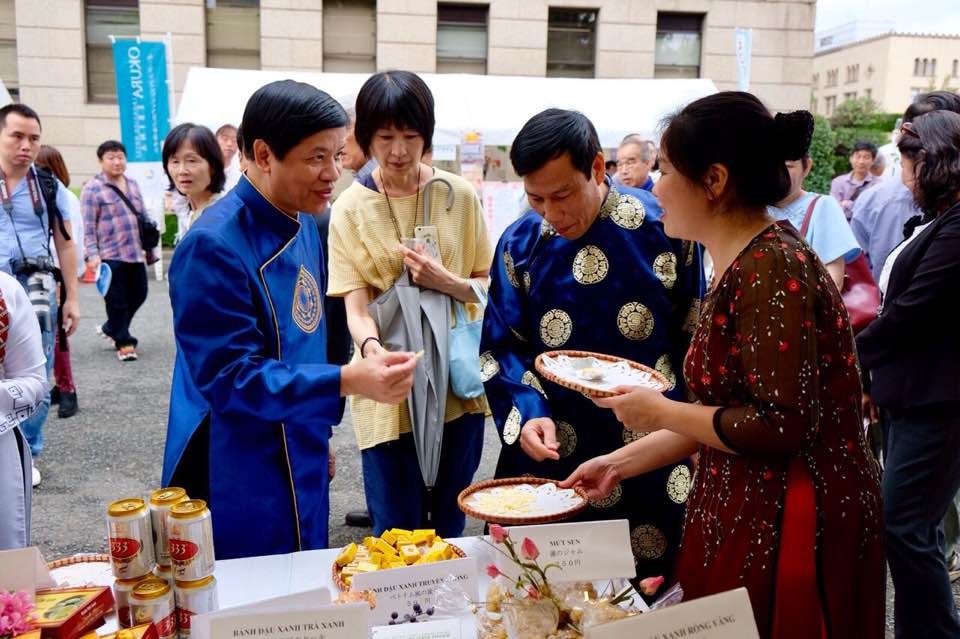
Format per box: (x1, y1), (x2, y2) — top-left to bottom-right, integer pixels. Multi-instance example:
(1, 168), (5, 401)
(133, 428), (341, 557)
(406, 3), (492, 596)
(466, 482), (584, 518)
(540, 354), (662, 393)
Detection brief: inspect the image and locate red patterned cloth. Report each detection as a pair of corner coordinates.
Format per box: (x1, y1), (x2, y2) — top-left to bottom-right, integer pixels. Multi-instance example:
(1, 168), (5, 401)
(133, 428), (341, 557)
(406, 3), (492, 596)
(677, 223), (885, 638)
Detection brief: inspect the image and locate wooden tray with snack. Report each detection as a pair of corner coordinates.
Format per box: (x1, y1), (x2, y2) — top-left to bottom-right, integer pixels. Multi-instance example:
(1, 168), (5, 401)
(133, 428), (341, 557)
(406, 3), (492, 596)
(331, 528), (466, 591)
(458, 477), (589, 526)
(535, 350), (668, 398)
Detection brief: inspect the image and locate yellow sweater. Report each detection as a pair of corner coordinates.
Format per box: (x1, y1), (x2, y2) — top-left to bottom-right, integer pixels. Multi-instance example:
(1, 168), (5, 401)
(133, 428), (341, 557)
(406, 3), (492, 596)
(327, 168), (494, 450)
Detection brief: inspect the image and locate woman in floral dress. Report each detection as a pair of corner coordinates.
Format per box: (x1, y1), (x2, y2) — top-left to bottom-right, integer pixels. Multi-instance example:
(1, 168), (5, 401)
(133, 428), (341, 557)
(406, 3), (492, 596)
(561, 92), (884, 638)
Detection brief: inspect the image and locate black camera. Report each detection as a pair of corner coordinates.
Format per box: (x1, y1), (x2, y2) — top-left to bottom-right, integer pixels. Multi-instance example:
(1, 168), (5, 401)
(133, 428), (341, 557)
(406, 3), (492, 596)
(10, 255), (55, 276)
(10, 256), (55, 332)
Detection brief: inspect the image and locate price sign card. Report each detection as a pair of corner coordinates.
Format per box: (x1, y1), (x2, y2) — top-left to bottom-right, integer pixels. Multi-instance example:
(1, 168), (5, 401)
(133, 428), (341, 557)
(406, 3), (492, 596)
(494, 520), (635, 582)
(584, 588), (759, 639)
(191, 600), (366, 639)
(370, 617), (464, 639)
(0, 547), (54, 595)
(351, 557), (479, 626)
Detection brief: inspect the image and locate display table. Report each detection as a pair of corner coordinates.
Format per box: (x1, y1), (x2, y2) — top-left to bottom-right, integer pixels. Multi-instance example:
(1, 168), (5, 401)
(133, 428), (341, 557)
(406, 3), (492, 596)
(211, 536), (495, 609)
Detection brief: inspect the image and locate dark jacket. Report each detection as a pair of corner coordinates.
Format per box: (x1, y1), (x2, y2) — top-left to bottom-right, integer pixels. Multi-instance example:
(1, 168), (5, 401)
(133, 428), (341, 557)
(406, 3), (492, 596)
(856, 201), (960, 408)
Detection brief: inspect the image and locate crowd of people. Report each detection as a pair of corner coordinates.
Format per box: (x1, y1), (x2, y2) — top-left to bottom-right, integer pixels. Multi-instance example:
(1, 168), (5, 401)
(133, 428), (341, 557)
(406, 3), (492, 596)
(0, 71), (958, 638)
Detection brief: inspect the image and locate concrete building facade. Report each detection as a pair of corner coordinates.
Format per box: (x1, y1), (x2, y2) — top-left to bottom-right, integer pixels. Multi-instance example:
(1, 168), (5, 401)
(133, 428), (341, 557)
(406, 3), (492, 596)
(812, 31), (960, 117)
(6, 0), (815, 182)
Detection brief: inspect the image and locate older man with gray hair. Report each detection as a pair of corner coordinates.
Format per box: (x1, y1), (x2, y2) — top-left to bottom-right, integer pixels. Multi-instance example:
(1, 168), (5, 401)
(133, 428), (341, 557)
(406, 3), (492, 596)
(615, 134), (656, 191)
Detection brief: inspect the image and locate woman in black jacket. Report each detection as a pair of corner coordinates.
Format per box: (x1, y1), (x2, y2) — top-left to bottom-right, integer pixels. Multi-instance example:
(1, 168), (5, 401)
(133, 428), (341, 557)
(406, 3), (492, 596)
(857, 110), (960, 639)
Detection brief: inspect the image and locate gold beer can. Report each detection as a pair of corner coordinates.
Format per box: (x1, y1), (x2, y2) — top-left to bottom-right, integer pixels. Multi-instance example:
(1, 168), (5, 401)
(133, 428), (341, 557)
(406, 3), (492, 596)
(150, 487), (188, 567)
(130, 578), (177, 639)
(107, 498), (156, 579)
(174, 575), (218, 638)
(168, 500), (215, 581)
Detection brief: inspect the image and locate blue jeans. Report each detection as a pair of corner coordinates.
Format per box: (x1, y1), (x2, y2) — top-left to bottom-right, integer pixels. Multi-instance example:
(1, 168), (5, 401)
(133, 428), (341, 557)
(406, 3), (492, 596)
(882, 403), (960, 639)
(15, 273), (56, 458)
(360, 412), (485, 538)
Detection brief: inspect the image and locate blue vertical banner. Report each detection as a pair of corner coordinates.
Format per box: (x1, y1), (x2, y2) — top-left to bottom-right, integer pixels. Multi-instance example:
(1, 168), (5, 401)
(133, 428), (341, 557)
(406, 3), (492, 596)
(112, 40), (171, 163)
(735, 28), (753, 92)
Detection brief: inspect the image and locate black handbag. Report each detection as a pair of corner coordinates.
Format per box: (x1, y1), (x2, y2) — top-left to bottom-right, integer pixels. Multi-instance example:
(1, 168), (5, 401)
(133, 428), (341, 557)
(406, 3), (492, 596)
(104, 182), (161, 261)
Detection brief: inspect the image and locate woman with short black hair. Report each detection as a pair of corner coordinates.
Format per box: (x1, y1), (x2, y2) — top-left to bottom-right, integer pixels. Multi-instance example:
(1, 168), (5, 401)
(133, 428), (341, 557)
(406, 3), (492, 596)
(563, 92), (884, 637)
(162, 123), (225, 231)
(327, 70), (492, 537)
(857, 110), (960, 639)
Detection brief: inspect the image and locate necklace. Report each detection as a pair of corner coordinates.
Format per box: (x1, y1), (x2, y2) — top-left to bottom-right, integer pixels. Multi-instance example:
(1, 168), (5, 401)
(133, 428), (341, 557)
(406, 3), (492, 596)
(379, 165), (421, 242)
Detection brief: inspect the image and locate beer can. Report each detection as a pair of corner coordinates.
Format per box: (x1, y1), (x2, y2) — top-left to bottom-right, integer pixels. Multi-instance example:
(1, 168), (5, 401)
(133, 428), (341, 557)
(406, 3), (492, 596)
(174, 576), (219, 638)
(107, 498), (156, 579)
(114, 575), (151, 628)
(150, 487), (188, 567)
(154, 563), (175, 587)
(168, 500), (215, 581)
(130, 578), (177, 639)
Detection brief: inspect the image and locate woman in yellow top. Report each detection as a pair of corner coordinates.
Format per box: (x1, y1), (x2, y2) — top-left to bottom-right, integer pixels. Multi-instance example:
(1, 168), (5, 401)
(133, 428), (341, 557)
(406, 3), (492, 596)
(328, 71), (493, 537)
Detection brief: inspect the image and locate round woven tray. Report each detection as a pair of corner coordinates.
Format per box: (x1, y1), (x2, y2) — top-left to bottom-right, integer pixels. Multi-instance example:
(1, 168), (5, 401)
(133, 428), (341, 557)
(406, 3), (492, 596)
(331, 543), (467, 592)
(457, 476), (589, 526)
(46, 554), (114, 588)
(534, 349), (669, 398)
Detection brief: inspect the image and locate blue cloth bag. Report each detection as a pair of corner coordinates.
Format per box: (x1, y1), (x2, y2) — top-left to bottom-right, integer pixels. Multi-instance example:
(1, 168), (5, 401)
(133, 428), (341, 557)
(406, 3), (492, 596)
(449, 279), (486, 400)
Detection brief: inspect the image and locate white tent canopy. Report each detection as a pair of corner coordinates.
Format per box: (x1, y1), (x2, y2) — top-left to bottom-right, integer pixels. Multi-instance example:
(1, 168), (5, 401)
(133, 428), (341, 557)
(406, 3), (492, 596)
(175, 67), (718, 148)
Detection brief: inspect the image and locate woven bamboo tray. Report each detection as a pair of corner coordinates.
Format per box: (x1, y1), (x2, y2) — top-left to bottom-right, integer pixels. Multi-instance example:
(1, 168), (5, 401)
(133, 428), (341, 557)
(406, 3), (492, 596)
(535, 349), (668, 398)
(457, 476), (589, 526)
(331, 543), (467, 592)
(46, 554), (114, 587)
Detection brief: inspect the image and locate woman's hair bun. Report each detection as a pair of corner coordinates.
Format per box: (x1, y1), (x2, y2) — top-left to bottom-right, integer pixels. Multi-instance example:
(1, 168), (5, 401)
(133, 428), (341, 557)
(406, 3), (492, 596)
(774, 110), (815, 161)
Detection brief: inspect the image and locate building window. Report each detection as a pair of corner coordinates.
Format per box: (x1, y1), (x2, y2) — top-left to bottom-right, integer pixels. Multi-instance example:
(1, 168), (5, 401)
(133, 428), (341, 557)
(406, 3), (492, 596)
(323, 0), (376, 72)
(812, 73), (819, 88)
(825, 95), (837, 115)
(437, 3), (488, 74)
(654, 12), (703, 79)
(845, 64), (859, 83)
(85, 0), (140, 103)
(865, 88), (872, 99)
(914, 58), (921, 76)
(206, 0), (260, 70)
(930, 58), (937, 77)
(826, 69), (838, 87)
(546, 8), (597, 78)
(953, 59), (958, 77)
(843, 91), (857, 101)
(0, 0), (17, 100)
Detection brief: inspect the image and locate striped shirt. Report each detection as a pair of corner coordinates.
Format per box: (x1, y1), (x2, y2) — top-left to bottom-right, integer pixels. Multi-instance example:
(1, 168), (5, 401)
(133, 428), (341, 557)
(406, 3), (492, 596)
(81, 173), (144, 263)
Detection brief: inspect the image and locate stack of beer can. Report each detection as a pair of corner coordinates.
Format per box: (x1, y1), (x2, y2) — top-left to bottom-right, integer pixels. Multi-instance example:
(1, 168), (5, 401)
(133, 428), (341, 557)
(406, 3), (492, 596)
(106, 488), (219, 639)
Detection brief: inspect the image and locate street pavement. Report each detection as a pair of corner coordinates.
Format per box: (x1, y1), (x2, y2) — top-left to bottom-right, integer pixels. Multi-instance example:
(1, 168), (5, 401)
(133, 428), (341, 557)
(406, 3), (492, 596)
(26, 260), (959, 638)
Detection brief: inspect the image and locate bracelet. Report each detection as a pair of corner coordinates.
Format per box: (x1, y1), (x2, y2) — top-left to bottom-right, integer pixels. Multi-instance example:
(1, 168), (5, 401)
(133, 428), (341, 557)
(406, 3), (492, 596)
(360, 336), (382, 358)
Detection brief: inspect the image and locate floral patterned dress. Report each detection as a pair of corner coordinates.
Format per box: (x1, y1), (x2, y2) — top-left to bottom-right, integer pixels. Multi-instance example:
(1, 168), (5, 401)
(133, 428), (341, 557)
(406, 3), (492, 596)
(677, 223), (884, 638)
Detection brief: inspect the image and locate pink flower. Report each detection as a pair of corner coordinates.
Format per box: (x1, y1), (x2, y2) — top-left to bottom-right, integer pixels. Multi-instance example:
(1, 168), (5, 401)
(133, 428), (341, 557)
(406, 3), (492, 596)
(527, 586), (541, 600)
(486, 564), (503, 579)
(639, 576), (665, 596)
(0, 590), (35, 637)
(520, 537), (539, 561)
(489, 524), (509, 544)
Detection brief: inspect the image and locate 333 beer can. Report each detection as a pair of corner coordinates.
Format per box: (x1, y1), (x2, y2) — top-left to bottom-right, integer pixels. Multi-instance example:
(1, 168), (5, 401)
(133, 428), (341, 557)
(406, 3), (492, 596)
(168, 500), (215, 581)
(150, 487), (188, 567)
(174, 576), (218, 638)
(130, 578), (177, 639)
(114, 575), (151, 628)
(107, 498), (156, 579)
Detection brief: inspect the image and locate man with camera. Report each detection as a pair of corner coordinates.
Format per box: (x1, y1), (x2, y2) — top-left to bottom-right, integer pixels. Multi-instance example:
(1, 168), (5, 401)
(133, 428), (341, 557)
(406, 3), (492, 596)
(0, 104), (80, 487)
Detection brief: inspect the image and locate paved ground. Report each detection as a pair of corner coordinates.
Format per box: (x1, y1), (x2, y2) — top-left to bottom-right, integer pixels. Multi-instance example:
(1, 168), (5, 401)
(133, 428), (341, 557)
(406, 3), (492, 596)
(27, 261), (959, 638)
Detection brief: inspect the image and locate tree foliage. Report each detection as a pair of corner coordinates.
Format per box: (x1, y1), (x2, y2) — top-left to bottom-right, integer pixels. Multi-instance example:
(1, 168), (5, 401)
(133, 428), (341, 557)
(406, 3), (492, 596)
(804, 115), (836, 195)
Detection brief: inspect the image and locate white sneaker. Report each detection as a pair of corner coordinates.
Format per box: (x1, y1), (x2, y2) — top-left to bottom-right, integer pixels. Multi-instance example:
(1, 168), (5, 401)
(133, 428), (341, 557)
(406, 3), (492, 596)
(32, 464), (41, 487)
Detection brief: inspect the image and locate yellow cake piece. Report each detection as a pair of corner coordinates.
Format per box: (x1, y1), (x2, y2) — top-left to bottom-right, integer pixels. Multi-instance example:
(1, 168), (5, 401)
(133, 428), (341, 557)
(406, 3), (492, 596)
(412, 529), (436, 544)
(362, 536), (377, 550)
(380, 529), (398, 546)
(390, 528), (413, 537)
(356, 561), (380, 573)
(399, 544), (420, 564)
(388, 560), (406, 569)
(335, 542), (358, 567)
(374, 539), (398, 557)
